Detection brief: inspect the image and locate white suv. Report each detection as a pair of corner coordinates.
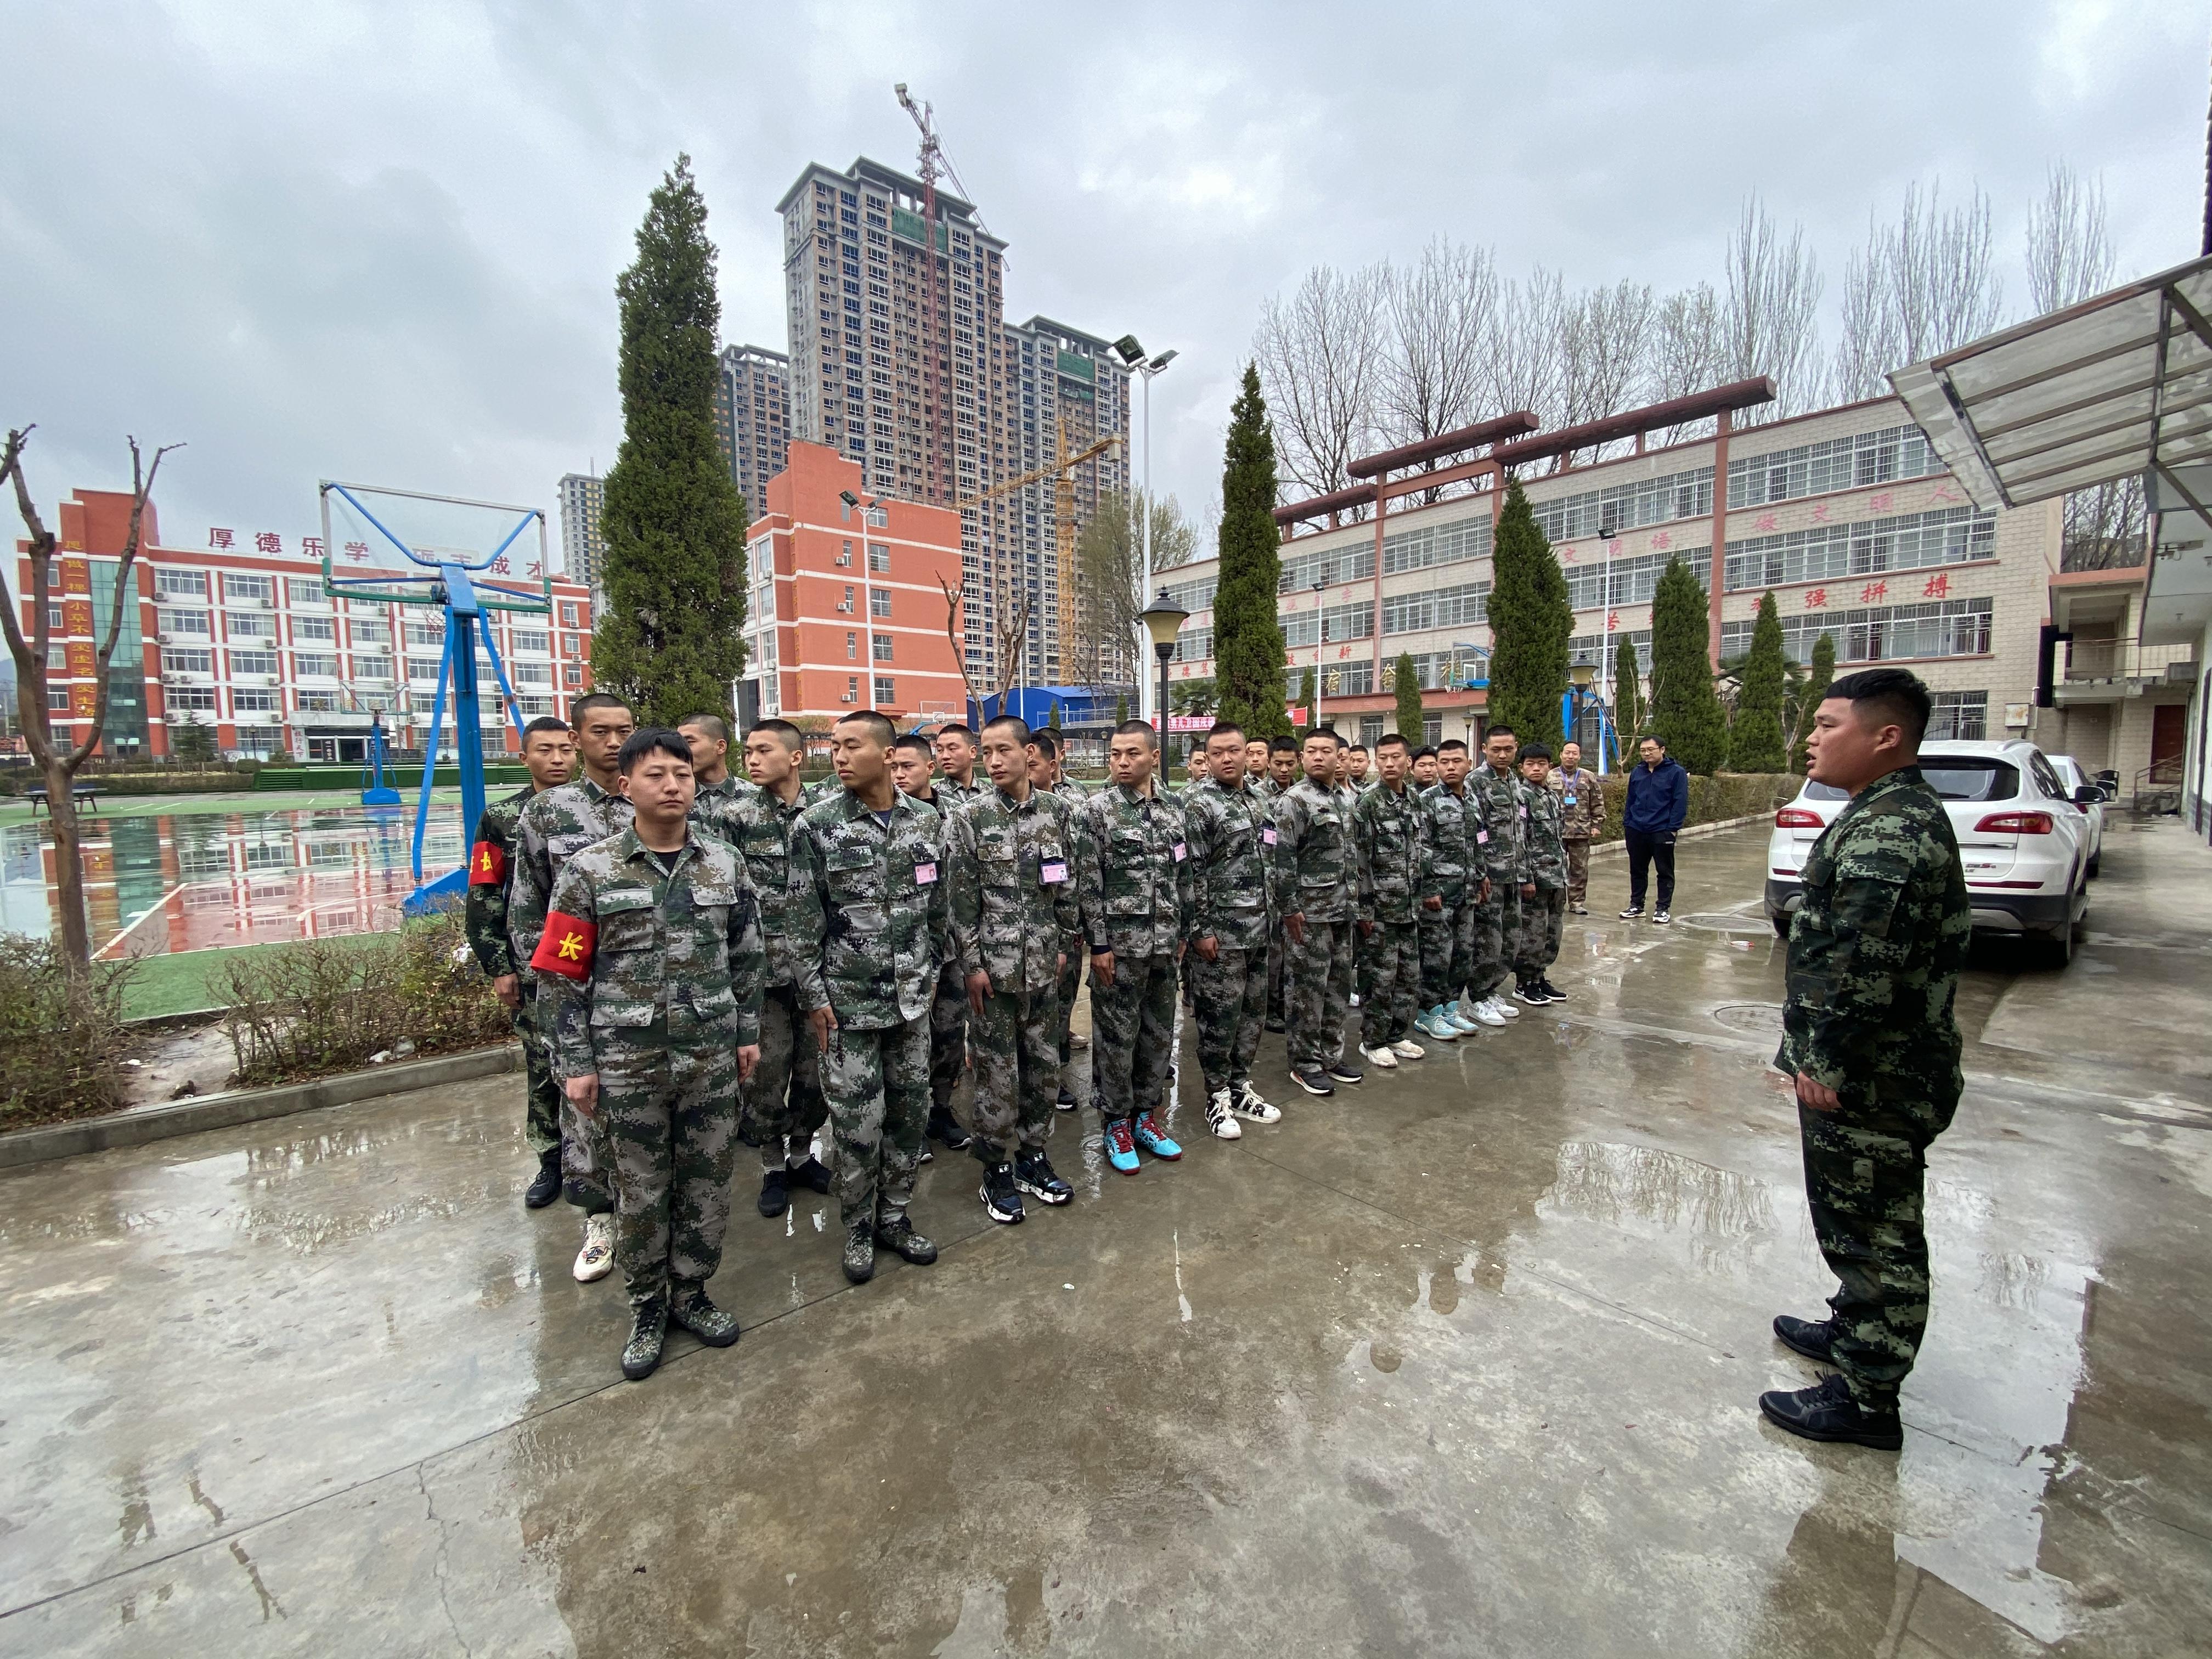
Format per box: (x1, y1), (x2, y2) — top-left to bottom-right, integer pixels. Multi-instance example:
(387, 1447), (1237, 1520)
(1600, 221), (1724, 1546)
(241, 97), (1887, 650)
(1764, 739), (2097, 964)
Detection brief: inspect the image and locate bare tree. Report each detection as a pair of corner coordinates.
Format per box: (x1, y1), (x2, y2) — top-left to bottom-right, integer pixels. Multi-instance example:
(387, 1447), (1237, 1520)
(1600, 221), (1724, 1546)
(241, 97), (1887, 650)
(1558, 279), (1657, 460)
(2, 427), (182, 972)
(1072, 490), (1196, 685)
(1646, 282), (1728, 440)
(1720, 195), (1826, 419)
(1482, 266), (1567, 432)
(1834, 180), (2006, 400)
(1254, 263), (1386, 510)
(937, 574), (981, 716)
(1377, 238), (1497, 489)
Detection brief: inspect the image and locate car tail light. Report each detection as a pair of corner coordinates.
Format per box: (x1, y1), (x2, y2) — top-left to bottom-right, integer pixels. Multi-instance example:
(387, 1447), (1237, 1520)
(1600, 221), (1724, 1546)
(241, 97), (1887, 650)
(1774, 808), (1824, 829)
(1974, 811), (2054, 834)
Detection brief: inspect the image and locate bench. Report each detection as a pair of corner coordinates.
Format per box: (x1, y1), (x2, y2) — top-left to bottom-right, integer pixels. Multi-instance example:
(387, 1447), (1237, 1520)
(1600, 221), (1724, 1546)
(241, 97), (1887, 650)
(26, 785), (103, 819)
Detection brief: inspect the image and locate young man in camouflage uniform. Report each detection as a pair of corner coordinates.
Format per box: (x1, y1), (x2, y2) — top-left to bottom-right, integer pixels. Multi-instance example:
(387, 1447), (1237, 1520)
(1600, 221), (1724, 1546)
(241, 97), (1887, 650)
(1243, 736), (1272, 791)
(931, 725), (985, 807)
(1762, 669), (1971, 1451)
(945, 715), (1082, 1223)
(465, 716), (577, 1207)
(900, 733), (978, 1155)
(1410, 745), (1439, 788)
(1257, 734), (1299, 1033)
(1551, 739), (1602, 915)
(679, 713), (753, 822)
(1030, 727), (1091, 1105)
(1272, 728), (1365, 1097)
(1415, 739), (1487, 1040)
(1080, 720), (1192, 1173)
(535, 729), (765, 1381)
(509, 692), (637, 1282)
(1183, 721), (1283, 1141)
(1464, 725), (1530, 1028)
(793, 710), (949, 1284)
(696, 718), (833, 1220)
(1352, 732), (1435, 1069)
(1511, 743), (1570, 1006)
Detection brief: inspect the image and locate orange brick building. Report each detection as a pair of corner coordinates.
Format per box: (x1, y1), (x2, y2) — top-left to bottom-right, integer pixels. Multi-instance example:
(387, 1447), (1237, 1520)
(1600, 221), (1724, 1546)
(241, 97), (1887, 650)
(740, 442), (967, 724)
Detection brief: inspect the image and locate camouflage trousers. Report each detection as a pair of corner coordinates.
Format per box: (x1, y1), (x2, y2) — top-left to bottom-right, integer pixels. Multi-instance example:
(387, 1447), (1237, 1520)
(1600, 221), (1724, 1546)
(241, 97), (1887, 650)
(1285, 918), (1356, 1072)
(967, 985), (1062, 1165)
(598, 1021), (741, 1309)
(1357, 919), (1423, 1048)
(1090, 951), (1178, 1121)
(928, 960), (969, 1111)
(1799, 1099), (1946, 1409)
(738, 981), (827, 1175)
(1055, 949), (1084, 1065)
(1419, 899), (1477, 1007)
(541, 990), (612, 1216)
(1564, 839), (1591, 906)
(1514, 887), (1567, 979)
(516, 990), (560, 1154)
(1266, 930), (1286, 1024)
(822, 1014), (929, 1229)
(1469, 884), (1522, 1001)
(1190, 944), (1268, 1098)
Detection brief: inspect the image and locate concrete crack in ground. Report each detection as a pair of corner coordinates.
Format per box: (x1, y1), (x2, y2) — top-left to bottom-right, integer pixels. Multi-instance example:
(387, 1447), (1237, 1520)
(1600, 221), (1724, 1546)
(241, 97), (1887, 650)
(419, 1462), (470, 1658)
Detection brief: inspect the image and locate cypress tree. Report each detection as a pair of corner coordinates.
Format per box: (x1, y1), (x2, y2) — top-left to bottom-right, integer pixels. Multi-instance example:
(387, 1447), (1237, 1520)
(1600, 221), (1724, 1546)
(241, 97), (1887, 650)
(1212, 364), (1291, 740)
(1115, 693), (1129, 726)
(1484, 479), (1572, 750)
(1727, 590), (1789, 771)
(1647, 557), (1727, 773)
(592, 156), (749, 727)
(1612, 635), (1645, 752)
(1297, 667), (1317, 737)
(1792, 630), (1837, 772)
(1393, 652), (1424, 743)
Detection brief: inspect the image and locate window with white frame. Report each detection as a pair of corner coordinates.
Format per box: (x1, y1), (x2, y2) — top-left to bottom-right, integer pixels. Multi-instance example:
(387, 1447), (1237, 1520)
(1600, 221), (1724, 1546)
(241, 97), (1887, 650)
(227, 612), (276, 640)
(351, 618), (391, 645)
(873, 675), (895, 703)
(161, 648), (213, 675)
(230, 649), (280, 676)
(870, 589), (891, 619)
(166, 687), (217, 712)
(292, 615), (335, 642)
(224, 573), (273, 603)
(872, 635), (894, 662)
(1926, 690), (1989, 741)
(155, 569), (207, 600)
(868, 542), (891, 572)
(354, 655), (394, 680)
(293, 652), (338, 678)
(157, 607), (210, 636)
(286, 577), (326, 606)
(1727, 424), (1942, 510)
(513, 662), (552, 686)
(232, 689), (279, 712)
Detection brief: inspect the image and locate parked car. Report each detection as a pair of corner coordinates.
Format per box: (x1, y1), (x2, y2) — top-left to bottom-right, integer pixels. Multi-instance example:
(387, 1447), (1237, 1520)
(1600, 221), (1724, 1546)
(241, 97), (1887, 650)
(2046, 754), (2106, 877)
(1765, 739), (2100, 964)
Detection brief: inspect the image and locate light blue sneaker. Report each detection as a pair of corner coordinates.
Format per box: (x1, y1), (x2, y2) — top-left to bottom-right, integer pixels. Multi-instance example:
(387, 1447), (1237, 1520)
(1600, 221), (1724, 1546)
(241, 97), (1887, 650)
(1132, 1111), (1183, 1161)
(1416, 1007), (1460, 1041)
(1103, 1116), (1141, 1174)
(1447, 1001), (1483, 1033)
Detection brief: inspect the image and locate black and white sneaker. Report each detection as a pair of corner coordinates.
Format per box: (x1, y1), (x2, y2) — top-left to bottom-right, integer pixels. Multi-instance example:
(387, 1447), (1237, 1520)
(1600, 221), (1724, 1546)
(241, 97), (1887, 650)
(1014, 1150), (1073, 1205)
(1055, 1086), (1079, 1113)
(1511, 980), (1548, 1006)
(1652, 910), (1672, 925)
(980, 1161), (1024, 1224)
(1538, 977), (1567, 1002)
(1292, 1066), (1335, 1097)
(1325, 1059), (1364, 1085)
(1618, 904), (1644, 919)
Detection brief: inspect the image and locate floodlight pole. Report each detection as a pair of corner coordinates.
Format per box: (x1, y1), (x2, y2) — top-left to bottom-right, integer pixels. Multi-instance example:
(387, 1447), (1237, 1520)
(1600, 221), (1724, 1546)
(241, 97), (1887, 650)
(1596, 521), (1617, 775)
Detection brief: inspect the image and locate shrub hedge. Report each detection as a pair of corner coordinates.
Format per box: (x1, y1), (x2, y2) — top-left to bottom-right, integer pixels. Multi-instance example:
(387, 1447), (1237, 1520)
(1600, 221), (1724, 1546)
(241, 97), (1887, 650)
(0, 940), (139, 1130)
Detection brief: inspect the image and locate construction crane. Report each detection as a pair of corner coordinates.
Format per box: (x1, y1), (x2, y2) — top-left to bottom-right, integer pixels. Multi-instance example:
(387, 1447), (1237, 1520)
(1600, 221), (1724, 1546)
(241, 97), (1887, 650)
(955, 431), (1123, 696)
(956, 434), (1122, 508)
(894, 83), (946, 510)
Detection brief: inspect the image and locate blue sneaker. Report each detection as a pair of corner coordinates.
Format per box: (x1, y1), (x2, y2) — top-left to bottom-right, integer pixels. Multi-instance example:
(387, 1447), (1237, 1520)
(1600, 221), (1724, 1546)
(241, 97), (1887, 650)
(1416, 1007), (1459, 1042)
(1132, 1111), (1182, 1161)
(1445, 1002), (1481, 1034)
(1103, 1116), (1141, 1174)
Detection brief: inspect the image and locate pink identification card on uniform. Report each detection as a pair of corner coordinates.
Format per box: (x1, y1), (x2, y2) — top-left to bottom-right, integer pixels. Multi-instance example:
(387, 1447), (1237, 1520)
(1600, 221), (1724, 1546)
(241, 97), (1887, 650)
(1172, 842), (1187, 862)
(1477, 830), (1490, 844)
(1041, 860), (1069, 884)
(1519, 804), (1528, 819)
(1262, 827), (1278, 845)
(915, 861), (938, 884)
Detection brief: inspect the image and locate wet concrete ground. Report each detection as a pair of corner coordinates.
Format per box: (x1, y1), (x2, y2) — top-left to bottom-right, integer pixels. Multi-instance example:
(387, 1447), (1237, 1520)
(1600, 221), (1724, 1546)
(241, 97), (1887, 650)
(2, 819), (2208, 1657)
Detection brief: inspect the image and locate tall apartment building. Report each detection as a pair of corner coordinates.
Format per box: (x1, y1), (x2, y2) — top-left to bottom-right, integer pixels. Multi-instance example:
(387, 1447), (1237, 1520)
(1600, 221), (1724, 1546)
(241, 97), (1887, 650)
(23, 488), (596, 763)
(557, 472), (606, 595)
(717, 344), (793, 523)
(1160, 393), (2060, 761)
(775, 157), (1129, 694)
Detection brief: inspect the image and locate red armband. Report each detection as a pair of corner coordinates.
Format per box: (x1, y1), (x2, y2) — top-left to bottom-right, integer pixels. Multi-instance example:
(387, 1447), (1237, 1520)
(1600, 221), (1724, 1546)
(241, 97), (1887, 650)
(529, 911), (597, 980)
(469, 840), (507, 887)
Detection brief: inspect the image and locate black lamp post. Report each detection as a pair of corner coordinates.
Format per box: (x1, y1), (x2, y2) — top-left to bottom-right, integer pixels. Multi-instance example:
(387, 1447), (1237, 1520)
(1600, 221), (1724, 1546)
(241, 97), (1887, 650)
(1138, 588), (1188, 764)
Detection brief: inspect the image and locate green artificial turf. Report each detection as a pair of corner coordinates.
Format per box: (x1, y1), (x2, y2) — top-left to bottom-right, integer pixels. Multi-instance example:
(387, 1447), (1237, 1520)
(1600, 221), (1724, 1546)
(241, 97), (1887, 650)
(117, 935), (383, 1020)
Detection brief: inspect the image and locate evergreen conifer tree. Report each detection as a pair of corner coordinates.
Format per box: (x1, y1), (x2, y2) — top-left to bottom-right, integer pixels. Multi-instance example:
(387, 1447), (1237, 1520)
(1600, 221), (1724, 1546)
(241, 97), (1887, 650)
(1612, 635), (1645, 750)
(591, 156), (749, 726)
(1726, 590), (1789, 771)
(1115, 693), (1129, 726)
(1647, 557), (1727, 773)
(1393, 652), (1424, 743)
(1296, 667), (1316, 737)
(1212, 364), (1291, 740)
(1792, 631), (1837, 772)
(1483, 479), (1572, 750)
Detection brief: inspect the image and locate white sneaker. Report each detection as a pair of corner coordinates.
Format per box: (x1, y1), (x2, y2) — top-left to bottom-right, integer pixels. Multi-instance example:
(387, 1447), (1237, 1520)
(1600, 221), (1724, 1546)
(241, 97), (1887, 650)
(1205, 1088), (1242, 1139)
(1358, 1043), (1399, 1069)
(1391, 1038), (1425, 1060)
(1466, 997), (1507, 1028)
(1489, 995), (1522, 1020)
(1231, 1082), (1282, 1124)
(1348, 992), (1362, 1008)
(573, 1213), (615, 1283)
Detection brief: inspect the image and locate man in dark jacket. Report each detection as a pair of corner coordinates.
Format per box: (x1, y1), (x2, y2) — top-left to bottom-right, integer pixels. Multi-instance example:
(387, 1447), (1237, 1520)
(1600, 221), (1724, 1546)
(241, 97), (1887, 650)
(1620, 736), (1689, 922)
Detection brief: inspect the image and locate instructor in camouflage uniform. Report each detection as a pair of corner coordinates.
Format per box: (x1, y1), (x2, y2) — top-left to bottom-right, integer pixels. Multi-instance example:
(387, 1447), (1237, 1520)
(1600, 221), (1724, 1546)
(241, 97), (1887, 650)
(465, 715), (576, 1207)
(1550, 740), (1602, 915)
(1415, 738), (1487, 1041)
(944, 716), (1082, 1224)
(1080, 720), (1192, 1174)
(1511, 743), (1570, 1005)
(1464, 725), (1530, 1028)
(1184, 721), (1283, 1140)
(1272, 728), (1364, 1097)
(1352, 732), (1435, 1069)
(535, 729), (765, 1383)
(1762, 669), (1970, 1451)
(795, 710), (949, 1285)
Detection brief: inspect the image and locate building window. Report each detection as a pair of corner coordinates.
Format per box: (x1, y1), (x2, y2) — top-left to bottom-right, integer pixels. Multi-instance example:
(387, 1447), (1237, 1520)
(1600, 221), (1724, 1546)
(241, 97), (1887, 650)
(293, 652), (338, 678)
(354, 655), (394, 681)
(847, 631), (858, 660)
(407, 657), (443, 682)
(873, 676), (895, 704)
(46, 644), (65, 672)
(560, 601), (579, 626)
(166, 687), (218, 713)
(161, 648), (213, 675)
(847, 675), (860, 702)
(48, 687), (73, 713)
(406, 622), (443, 648)
(837, 540), (853, 567)
(157, 607), (211, 636)
(233, 689), (279, 713)
(286, 577), (325, 606)
(870, 588), (891, 619)
(224, 573), (273, 603)
(155, 569), (208, 600)
(564, 662), (582, 687)
(872, 635), (894, 662)
(227, 612), (277, 640)
(230, 649), (280, 676)
(1723, 507), (1996, 592)
(292, 616), (335, 642)
(299, 690), (341, 713)
(47, 604), (63, 630)
(351, 618), (391, 646)
(514, 662), (552, 686)
(1727, 424), (1943, 510)
(511, 629), (548, 654)
(1927, 690), (1989, 741)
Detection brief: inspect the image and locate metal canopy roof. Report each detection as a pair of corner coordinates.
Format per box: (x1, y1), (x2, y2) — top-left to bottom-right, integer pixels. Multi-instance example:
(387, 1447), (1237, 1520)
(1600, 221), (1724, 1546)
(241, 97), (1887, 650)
(1889, 252), (2212, 521)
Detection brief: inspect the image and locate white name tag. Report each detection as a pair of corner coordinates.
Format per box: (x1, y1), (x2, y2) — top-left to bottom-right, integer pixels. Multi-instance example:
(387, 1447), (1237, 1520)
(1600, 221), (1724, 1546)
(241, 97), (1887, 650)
(1041, 860), (1068, 885)
(914, 861), (937, 885)
(1476, 830), (1490, 844)
(1172, 842), (1187, 862)
(1563, 793), (1577, 806)
(1262, 827), (1278, 846)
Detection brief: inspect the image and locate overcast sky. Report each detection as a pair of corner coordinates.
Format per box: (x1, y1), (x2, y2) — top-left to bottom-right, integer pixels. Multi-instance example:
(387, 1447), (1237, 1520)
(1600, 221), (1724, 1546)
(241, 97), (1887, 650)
(2, 1), (2203, 563)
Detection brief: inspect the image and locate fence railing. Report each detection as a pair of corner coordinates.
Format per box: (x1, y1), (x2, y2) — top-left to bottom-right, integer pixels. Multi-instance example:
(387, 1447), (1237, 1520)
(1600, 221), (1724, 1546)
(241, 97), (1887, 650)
(2062, 639), (2197, 682)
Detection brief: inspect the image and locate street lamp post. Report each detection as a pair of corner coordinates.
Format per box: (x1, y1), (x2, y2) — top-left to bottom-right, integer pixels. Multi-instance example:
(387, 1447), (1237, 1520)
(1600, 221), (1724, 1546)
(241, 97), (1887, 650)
(1138, 588), (1189, 765)
(1113, 336), (1178, 729)
(1595, 518), (1618, 774)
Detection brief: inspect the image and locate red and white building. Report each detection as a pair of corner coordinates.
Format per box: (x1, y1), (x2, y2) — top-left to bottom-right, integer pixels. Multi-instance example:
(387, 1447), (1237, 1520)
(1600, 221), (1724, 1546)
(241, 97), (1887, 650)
(16, 488), (596, 763)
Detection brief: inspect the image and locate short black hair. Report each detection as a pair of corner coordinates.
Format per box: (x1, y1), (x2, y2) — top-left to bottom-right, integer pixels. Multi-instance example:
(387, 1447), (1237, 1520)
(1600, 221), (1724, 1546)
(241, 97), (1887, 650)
(747, 718), (804, 752)
(617, 728), (693, 775)
(678, 713), (729, 742)
(1376, 732), (1409, 752)
(1437, 738), (1469, 755)
(1269, 735), (1299, 757)
(522, 715), (570, 742)
(982, 714), (1032, 746)
(1520, 742), (1553, 761)
(1826, 667), (1933, 748)
(1208, 720), (1245, 744)
(1304, 726), (1342, 747)
(570, 692), (634, 728)
(1639, 733), (1667, 750)
(891, 732), (934, 759)
(1346, 743), (1370, 757)
(934, 725), (978, 748)
(1030, 728), (1060, 759)
(1485, 723), (1516, 741)
(1111, 718), (1158, 746)
(1411, 744), (1437, 761)
(834, 709), (896, 748)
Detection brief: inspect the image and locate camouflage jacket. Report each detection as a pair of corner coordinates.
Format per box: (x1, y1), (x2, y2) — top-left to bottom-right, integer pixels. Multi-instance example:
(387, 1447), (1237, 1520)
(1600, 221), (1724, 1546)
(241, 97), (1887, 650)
(933, 773), (988, 814)
(1047, 781), (1097, 941)
(464, 785), (535, 978)
(1466, 764), (1528, 887)
(1550, 765), (1603, 840)
(1418, 782), (1478, 906)
(1182, 775), (1275, 952)
(794, 786), (949, 1030)
(709, 781), (821, 989)
(534, 827), (767, 1077)
(1522, 778), (1568, 890)
(1079, 782), (1193, 958)
(1778, 767), (1970, 1115)
(1353, 780), (1434, 924)
(689, 773), (761, 847)
(509, 776), (635, 983)
(1271, 776), (1363, 924)
(944, 783), (1082, 992)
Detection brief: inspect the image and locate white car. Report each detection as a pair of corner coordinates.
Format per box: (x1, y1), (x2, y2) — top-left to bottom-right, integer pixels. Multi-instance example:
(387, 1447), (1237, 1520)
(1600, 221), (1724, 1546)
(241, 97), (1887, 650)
(2045, 754), (2106, 877)
(1764, 738), (2098, 964)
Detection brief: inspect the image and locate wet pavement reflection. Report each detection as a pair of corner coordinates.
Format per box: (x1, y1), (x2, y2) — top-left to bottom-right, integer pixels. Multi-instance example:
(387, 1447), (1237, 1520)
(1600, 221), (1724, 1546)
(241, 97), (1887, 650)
(1, 819), (2207, 1655)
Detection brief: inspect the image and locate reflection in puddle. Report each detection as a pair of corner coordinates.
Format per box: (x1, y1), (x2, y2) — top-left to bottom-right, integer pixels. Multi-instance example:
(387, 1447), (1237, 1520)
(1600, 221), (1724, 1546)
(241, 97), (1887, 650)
(1538, 1141), (1777, 1274)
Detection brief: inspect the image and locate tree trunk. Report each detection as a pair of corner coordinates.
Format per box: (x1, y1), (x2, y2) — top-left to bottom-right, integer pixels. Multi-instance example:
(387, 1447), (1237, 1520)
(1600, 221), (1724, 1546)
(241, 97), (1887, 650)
(43, 757), (92, 972)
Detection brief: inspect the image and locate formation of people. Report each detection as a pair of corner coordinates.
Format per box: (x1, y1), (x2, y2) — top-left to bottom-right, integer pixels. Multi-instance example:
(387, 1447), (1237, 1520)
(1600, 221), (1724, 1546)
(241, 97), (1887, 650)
(463, 699), (1611, 1380)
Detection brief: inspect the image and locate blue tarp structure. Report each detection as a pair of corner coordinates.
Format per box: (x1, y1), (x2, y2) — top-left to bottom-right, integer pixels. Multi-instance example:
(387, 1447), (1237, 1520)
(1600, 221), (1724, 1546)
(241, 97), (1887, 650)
(965, 687), (1127, 732)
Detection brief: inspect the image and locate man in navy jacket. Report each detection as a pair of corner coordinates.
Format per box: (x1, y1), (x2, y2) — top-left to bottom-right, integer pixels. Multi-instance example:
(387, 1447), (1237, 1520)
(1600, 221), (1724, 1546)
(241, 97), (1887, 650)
(1620, 736), (1689, 922)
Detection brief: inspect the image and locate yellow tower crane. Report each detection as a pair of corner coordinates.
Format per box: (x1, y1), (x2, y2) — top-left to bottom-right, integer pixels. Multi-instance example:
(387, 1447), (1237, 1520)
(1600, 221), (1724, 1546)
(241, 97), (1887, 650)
(958, 433), (1123, 694)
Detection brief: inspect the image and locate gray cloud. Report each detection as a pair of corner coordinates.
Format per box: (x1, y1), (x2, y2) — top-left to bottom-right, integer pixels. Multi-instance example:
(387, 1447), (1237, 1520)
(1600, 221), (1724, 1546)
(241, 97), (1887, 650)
(1, 0), (2200, 556)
